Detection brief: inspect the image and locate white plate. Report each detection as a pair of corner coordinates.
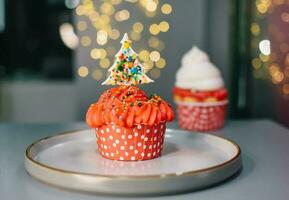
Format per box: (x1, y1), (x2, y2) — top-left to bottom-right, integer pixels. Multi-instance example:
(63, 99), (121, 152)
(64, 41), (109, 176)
(25, 129), (242, 195)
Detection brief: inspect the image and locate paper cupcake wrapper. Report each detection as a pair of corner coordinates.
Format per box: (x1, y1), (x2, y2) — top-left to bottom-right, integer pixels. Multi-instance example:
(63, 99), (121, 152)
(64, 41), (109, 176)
(176, 101), (227, 132)
(95, 123), (166, 161)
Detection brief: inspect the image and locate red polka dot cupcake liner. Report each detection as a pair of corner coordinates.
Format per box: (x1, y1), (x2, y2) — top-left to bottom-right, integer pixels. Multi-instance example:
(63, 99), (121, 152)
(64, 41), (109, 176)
(176, 100), (228, 132)
(95, 123), (166, 161)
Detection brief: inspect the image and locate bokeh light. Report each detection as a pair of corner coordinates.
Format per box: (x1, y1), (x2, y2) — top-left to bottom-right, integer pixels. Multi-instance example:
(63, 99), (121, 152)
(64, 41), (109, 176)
(282, 83), (289, 95)
(251, 23), (260, 36)
(59, 23), (79, 49)
(161, 3), (172, 14)
(146, 1), (157, 12)
(78, 66), (89, 77)
(77, 21), (87, 31)
(109, 29), (120, 40)
(259, 39), (271, 55)
(65, 0), (80, 9)
(115, 10), (130, 21)
(133, 22), (144, 33)
(92, 69), (103, 80)
(281, 12), (289, 23)
(97, 30), (108, 45)
(130, 31), (141, 41)
(76, 5), (85, 16)
(259, 53), (270, 62)
(256, 0), (271, 14)
(90, 48), (101, 59)
(90, 48), (107, 59)
(155, 58), (166, 68)
(148, 36), (159, 48)
(269, 64), (280, 75)
(150, 51), (160, 62)
(269, 63), (284, 84)
(150, 68), (161, 79)
(100, 2), (115, 15)
(159, 21), (170, 32)
(100, 58), (111, 68)
(272, 71), (284, 84)
(143, 60), (154, 72)
(139, 50), (150, 61)
(80, 36), (91, 46)
(149, 24), (160, 35)
(99, 48), (107, 59)
(252, 58), (262, 69)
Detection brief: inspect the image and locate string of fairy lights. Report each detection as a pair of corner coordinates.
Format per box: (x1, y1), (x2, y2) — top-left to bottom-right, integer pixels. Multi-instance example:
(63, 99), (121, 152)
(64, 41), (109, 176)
(72, 0), (172, 81)
(251, 0), (289, 97)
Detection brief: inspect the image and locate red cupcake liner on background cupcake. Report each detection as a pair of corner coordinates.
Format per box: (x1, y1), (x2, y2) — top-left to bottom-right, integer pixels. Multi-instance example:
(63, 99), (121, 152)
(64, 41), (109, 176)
(95, 122), (166, 161)
(176, 101), (228, 132)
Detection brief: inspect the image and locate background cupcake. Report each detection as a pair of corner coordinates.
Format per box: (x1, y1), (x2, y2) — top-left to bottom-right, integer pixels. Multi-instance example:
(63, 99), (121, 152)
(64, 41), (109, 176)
(86, 34), (174, 161)
(173, 46), (228, 131)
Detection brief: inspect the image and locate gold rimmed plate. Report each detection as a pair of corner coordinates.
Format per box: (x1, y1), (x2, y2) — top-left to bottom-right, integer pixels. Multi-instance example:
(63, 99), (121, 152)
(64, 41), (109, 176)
(25, 129), (242, 195)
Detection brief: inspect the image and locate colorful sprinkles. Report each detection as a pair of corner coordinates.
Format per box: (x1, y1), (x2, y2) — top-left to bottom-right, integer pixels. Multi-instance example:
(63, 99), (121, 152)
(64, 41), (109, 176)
(102, 33), (153, 86)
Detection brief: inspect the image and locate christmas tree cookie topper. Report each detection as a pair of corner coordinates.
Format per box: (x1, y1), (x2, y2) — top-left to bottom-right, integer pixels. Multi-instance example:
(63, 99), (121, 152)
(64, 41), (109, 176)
(102, 33), (153, 86)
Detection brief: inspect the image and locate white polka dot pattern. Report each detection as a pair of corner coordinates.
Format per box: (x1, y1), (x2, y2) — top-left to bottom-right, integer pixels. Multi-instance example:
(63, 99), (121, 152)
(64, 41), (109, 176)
(177, 104), (227, 131)
(95, 122), (166, 161)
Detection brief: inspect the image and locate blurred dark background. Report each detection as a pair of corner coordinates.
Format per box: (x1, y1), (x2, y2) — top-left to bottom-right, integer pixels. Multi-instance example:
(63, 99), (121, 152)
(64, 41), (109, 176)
(0, 0), (72, 80)
(0, 0), (288, 128)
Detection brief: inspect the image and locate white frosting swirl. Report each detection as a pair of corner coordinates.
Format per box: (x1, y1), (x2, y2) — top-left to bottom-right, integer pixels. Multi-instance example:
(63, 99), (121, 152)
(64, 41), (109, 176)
(175, 46), (224, 91)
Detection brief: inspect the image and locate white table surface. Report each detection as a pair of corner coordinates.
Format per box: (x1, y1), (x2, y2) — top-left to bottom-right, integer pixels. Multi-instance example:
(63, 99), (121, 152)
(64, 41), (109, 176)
(1, 120), (289, 199)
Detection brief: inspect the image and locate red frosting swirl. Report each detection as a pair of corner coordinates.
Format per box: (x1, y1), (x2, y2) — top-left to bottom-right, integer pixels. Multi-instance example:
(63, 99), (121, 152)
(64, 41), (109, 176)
(86, 86), (174, 128)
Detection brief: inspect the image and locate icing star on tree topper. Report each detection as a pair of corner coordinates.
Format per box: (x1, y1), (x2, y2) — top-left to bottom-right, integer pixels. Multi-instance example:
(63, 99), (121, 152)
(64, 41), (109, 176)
(102, 33), (153, 85)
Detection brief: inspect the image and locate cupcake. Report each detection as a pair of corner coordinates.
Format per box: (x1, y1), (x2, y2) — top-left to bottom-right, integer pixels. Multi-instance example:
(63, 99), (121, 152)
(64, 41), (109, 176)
(86, 34), (174, 161)
(173, 46), (228, 131)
